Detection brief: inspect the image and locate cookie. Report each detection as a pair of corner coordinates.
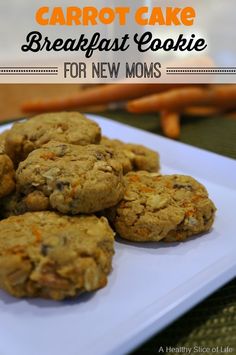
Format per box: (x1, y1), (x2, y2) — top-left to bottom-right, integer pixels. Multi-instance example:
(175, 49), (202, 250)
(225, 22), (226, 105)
(101, 136), (160, 174)
(0, 148), (15, 199)
(0, 191), (50, 219)
(5, 112), (101, 165)
(16, 142), (124, 214)
(106, 172), (216, 242)
(0, 130), (9, 151)
(0, 212), (115, 300)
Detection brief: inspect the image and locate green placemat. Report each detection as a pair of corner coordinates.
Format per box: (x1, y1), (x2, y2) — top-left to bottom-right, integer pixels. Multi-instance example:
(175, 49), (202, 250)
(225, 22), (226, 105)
(95, 110), (236, 355)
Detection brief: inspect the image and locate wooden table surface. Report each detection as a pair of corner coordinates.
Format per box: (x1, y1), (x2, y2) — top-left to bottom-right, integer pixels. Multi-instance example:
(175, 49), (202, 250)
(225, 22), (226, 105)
(0, 85), (80, 120)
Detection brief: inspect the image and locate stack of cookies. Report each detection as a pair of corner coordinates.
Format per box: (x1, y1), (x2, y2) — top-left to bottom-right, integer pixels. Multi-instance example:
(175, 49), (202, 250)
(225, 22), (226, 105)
(0, 112), (216, 301)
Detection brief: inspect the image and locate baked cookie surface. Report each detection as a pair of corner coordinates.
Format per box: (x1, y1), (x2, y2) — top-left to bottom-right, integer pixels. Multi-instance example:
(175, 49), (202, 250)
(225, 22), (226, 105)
(0, 191), (50, 218)
(106, 172), (216, 242)
(5, 112), (101, 165)
(0, 130), (9, 151)
(16, 142), (124, 214)
(0, 212), (114, 300)
(0, 145), (15, 199)
(101, 137), (160, 174)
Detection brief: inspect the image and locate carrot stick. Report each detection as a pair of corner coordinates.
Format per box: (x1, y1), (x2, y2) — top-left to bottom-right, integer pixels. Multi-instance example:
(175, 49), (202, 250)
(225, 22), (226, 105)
(160, 112), (180, 139)
(127, 85), (236, 113)
(21, 84), (186, 114)
(183, 106), (222, 116)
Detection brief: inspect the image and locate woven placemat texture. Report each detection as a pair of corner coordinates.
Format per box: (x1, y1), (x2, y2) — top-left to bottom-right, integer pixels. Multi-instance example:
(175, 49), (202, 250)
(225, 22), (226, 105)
(132, 280), (236, 355)
(97, 111), (236, 355)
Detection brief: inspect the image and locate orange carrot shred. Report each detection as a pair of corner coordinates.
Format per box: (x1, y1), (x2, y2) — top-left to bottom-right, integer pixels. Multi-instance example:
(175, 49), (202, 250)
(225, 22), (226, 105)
(32, 226), (42, 243)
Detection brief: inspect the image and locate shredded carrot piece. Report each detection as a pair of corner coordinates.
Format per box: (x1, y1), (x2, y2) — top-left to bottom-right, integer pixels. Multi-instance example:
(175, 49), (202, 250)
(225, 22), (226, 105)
(185, 210), (195, 217)
(128, 175), (140, 182)
(32, 226), (42, 243)
(40, 152), (56, 160)
(140, 187), (154, 193)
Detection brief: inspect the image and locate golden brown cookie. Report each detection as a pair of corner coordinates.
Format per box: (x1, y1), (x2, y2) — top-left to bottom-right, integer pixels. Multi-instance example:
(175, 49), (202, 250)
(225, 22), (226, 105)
(101, 136), (160, 174)
(16, 142), (124, 214)
(0, 130), (9, 151)
(0, 191), (50, 218)
(0, 212), (115, 300)
(5, 112), (101, 165)
(106, 172), (216, 242)
(0, 147), (15, 199)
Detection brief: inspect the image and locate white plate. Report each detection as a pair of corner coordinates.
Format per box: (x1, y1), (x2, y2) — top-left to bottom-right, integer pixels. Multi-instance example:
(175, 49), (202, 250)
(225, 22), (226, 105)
(0, 115), (235, 355)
